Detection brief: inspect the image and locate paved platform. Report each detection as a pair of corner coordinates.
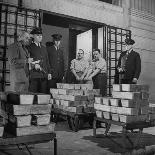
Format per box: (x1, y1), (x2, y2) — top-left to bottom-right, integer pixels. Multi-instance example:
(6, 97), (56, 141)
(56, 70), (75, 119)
(1, 121), (155, 155)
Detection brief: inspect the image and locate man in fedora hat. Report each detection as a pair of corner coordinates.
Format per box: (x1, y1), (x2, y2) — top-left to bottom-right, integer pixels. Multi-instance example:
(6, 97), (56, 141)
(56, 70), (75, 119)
(28, 27), (51, 93)
(117, 37), (141, 84)
(46, 33), (65, 89)
(7, 30), (31, 92)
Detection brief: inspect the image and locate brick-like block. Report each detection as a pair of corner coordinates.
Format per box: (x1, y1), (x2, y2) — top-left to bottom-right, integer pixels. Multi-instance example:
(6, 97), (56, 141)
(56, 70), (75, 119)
(36, 94), (51, 104)
(32, 114), (50, 125)
(113, 84), (121, 91)
(103, 111), (111, 120)
(66, 106), (83, 113)
(112, 91), (141, 100)
(84, 89), (100, 96)
(57, 83), (75, 89)
(111, 113), (120, 121)
(74, 84), (81, 89)
(110, 106), (118, 113)
(7, 104), (52, 116)
(5, 123), (55, 136)
(50, 88), (59, 95)
(110, 98), (121, 107)
(56, 83), (63, 88)
(102, 97), (111, 105)
(96, 110), (103, 118)
(63, 84), (75, 89)
(83, 107), (95, 113)
(121, 84), (149, 92)
(95, 97), (102, 104)
(80, 84), (93, 90)
(116, 107), (139, 115)
(121, 99), (149, 108)
(9, 115), (31, 127)
(58, 89), (83, 96)
(94, 104), (110, 112)
(119, 115), (148, 123)
(52, 94), (88, 101)
(7, 92), (34, 105)
(60, 100), (88, 107)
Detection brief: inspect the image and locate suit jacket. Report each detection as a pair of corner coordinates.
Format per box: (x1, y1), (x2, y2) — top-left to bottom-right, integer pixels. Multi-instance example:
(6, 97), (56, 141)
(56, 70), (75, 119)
(117, 50), (141, 80)
(7, 41), (29, 92)
(46, 44), (64, 79)
(28, 43), (51, 79)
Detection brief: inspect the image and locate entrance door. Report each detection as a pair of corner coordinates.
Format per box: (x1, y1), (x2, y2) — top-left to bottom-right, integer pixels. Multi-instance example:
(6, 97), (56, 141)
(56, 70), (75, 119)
(76, 29), (92, 61)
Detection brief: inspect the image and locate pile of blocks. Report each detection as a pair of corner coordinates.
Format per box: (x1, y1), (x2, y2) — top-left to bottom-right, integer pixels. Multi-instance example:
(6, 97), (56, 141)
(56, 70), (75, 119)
(94, 84), (151, 123)
(0, 92), (55, 136)
(50, 83), (100, 113)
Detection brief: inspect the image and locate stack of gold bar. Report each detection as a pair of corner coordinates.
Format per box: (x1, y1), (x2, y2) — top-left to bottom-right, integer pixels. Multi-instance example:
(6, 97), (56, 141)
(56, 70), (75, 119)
(94, 84), (150, 123)
(50, 83), (100, 113)
(1, 92), (55, 136)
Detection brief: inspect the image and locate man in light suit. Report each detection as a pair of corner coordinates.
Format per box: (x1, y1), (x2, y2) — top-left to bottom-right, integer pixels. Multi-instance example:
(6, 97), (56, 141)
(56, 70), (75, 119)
(7, 31), (31, 92)
(117, 38), (141, 84)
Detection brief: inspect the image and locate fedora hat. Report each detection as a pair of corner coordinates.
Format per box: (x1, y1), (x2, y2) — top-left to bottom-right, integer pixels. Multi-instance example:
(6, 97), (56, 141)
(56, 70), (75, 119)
(51, 34), (62, 41)
(30, 27), (42, 35)
(125, 38), (135, 45)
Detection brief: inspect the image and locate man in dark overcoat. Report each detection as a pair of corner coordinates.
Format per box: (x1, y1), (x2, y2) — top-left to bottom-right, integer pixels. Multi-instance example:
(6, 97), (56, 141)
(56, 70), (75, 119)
(46, 34), (65, 89)
(28, 27), (51, 93)
(117, 38), (141, 84)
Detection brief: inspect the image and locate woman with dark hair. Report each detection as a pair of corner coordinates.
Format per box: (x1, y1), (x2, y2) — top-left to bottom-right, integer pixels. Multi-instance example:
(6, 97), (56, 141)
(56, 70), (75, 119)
(85, 49), (107, 96)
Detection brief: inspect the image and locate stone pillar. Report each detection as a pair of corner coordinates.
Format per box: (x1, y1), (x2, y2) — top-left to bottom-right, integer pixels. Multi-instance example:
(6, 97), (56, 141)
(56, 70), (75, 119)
(122, 0), (131, 29)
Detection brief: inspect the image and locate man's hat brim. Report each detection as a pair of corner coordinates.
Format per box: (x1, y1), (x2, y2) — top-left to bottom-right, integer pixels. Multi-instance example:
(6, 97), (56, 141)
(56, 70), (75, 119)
(30, 27), (42, 35)
(125, 38), (135, 45)
(51, 34), (62, 41)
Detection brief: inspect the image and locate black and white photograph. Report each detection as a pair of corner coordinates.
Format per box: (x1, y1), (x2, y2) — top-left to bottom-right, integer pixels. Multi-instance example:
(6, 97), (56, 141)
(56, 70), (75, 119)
(0, 0), (155, 155)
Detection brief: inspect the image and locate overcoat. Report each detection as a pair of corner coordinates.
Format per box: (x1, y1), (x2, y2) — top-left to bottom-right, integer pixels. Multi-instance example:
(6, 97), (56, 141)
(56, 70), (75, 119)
(7, 41), (29, 92)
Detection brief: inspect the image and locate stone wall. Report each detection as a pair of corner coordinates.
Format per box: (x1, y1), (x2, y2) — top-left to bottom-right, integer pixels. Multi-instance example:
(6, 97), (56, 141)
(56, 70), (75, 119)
(129, 10), (155, 102)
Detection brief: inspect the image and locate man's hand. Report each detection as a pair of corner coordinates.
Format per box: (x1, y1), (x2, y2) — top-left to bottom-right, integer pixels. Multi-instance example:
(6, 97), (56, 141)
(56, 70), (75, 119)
(34, 64), (41, 70)
(118, 67), (123, 73)
(28, 58), (33, 64)
(48, 74), (52, 80)
(31, 60), (41, 65)
(132, 78), (138, 84)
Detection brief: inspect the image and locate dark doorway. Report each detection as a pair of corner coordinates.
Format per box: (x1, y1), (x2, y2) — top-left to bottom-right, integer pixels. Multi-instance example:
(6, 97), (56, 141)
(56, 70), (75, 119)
(42, 11), (102, 83)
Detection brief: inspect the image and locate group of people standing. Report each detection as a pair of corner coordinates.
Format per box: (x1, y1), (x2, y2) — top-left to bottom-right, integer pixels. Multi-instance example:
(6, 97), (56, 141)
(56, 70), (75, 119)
(7, 26), (141, 97)
(70, 37), (141, 96)
(70, 48), (107, 96)
(7, 27), (64, 94)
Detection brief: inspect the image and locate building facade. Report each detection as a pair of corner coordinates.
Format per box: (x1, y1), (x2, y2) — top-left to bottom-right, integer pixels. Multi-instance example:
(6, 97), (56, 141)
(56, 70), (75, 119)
(1, 0), (155, 102)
